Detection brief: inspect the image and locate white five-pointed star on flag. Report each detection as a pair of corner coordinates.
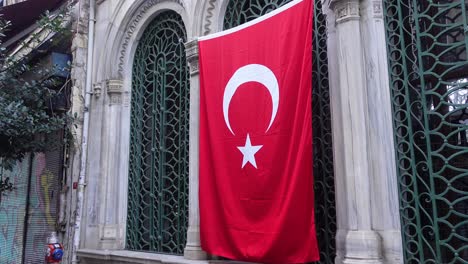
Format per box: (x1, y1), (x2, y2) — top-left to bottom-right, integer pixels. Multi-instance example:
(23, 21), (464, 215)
(237, 134), (263, 169)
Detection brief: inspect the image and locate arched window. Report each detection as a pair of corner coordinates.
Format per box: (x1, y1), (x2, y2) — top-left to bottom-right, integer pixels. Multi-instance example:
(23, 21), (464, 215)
(126, 11), (189, 255)
(223, 1), (337, 263)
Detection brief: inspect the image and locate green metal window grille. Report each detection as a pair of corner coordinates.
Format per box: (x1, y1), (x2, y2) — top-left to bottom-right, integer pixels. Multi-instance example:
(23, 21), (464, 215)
(223, 1), (337, 263)
(126, 11), (189, 255)
(384, 1), (468, 263)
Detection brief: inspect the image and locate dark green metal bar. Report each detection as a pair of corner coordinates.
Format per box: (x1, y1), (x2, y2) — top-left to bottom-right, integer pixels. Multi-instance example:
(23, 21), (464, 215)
(176, 39), (183, 250)
(160, 57), (167, 252)
(393, 0), (425, 261)
(410, 1), (442, 261)
(461, 0), (468, 61)
(150, 55), (158, 251)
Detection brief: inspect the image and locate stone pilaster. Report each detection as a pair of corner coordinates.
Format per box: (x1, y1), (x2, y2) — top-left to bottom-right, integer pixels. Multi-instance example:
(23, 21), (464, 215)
(321, 4), (347, 262)
(327, 0), (384, 263)
(183, 39), (207, 260)
(98, 79), (125, 250)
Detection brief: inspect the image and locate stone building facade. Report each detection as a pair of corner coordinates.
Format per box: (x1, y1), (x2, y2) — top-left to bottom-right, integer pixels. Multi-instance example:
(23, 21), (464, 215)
(69, 0), (468, 263)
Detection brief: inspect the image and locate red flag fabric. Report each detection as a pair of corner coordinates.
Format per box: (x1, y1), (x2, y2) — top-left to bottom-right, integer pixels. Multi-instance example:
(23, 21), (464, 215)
(198, 0), (318, 262)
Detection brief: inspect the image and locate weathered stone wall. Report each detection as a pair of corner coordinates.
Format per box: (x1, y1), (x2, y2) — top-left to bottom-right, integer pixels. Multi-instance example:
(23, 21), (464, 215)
(72, 0), (404, 263)
(62, 0), (90, 262)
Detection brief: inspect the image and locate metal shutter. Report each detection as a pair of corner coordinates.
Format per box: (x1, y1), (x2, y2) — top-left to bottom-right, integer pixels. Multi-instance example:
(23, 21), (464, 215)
(0, 156), (31, 264)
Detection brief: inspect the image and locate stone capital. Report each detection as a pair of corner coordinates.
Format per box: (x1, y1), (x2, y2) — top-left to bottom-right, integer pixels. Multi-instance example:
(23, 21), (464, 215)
(330, 0), (360, 24)
(184, 39), (199, 76)
(107, 79), (123, 94)
(371, 1), (383, 18)
(107, 79), (124, 105)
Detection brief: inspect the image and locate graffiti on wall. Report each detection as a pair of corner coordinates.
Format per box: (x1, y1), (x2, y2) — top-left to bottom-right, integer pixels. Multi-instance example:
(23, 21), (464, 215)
(0, 151), (62, 264)
(0, 160), (29, 264)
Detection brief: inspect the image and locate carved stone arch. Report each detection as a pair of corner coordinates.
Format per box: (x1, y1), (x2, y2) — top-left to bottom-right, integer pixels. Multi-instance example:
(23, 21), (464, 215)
(217, 0), (231, 31)
(105, 0), (189, 81)
(193, 0), (219, 36)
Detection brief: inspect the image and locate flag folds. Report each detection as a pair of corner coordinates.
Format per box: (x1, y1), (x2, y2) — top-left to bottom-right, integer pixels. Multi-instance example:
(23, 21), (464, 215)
(198, 0), (318, 262)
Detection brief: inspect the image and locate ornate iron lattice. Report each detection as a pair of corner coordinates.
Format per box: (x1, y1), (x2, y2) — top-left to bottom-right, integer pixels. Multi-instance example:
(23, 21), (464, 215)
(311, 1), (337, 263)
(223, 1), (337, 263)
(126, 11), (189, 254)
(384, 1), (468, 263)
(223, 0), (292, 29)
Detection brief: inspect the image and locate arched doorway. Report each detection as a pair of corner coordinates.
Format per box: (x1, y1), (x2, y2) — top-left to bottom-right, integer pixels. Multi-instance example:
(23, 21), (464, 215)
(126, 10), (189, 255)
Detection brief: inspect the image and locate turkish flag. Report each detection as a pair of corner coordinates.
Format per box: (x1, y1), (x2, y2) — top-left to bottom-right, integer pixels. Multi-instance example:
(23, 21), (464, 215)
(198, 0), (318, 263)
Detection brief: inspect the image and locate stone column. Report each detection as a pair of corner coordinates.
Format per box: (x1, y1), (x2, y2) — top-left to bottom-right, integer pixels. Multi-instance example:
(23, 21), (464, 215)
(321, 3), (347, 262)
(360, 0), (403, 262)
(328, 0), (383, 263)
(183, 39), (207, 260)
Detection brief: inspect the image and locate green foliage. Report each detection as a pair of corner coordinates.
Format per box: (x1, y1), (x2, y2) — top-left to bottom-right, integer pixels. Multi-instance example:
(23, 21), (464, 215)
(0, 9), (72, 170)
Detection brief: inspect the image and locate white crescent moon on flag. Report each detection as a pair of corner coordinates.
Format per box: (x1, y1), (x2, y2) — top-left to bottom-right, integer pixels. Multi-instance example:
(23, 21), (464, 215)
(223, 64), (279, 135)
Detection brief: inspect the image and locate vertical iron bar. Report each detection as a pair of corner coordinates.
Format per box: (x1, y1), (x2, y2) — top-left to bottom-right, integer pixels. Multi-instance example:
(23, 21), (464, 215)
(176, 39), (183, 251)
(158, 57), (167, 252)
(411, 0), (442, 261)
(150, 57), (158, 251)
(460, 0), (468, 60)
(384, 0), (426, 261)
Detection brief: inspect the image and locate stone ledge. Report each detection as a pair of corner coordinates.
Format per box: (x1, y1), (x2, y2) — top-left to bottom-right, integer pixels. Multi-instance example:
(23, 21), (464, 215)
(77, 249), (209, 264)
(77, 249), (255, 264)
